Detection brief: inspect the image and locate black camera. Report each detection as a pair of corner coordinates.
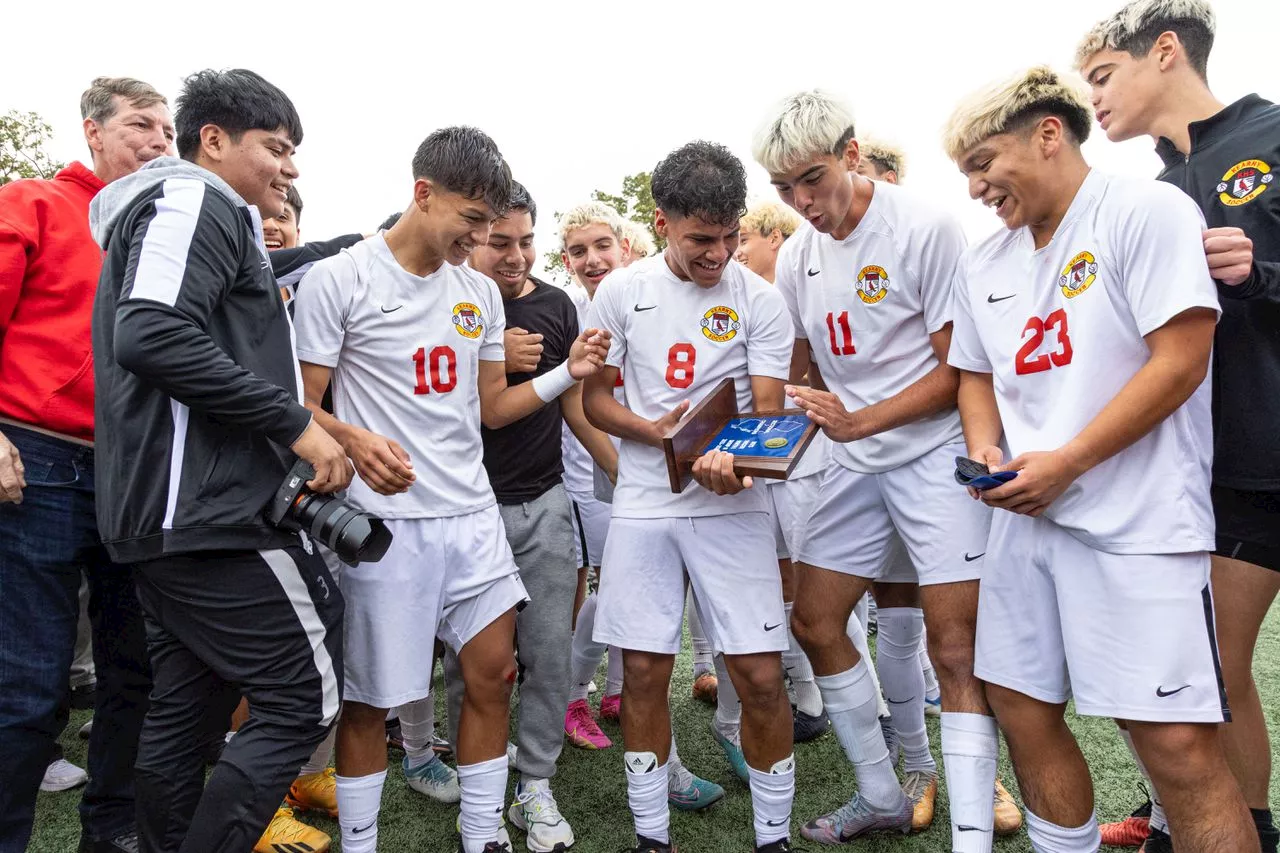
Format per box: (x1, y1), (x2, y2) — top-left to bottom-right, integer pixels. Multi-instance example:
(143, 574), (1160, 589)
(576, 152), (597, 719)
(265, 459), (392, 566)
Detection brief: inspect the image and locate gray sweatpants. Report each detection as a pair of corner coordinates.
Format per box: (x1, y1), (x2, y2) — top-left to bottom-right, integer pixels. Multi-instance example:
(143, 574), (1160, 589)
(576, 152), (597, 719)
(446, 483), (576, 780)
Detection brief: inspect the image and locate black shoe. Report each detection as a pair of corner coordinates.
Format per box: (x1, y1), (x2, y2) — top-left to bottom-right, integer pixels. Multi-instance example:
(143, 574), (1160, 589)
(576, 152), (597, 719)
(1142, 826), (1173, 853)
(70, 683), (97, 710)
(793, 706), (829, 743)
(756, 839), (791, 853)
(624, 835), (675, 852)
(456, 842), (511, 852)
(78, 832), (139, 853)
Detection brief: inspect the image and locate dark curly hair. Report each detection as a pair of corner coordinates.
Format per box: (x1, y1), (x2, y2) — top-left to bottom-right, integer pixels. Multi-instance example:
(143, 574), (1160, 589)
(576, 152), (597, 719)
(651, 141), (747, 227)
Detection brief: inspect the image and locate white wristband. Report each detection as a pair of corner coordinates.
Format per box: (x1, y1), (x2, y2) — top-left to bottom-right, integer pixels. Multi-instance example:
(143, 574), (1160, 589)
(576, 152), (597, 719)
(531, 360), (575, 402)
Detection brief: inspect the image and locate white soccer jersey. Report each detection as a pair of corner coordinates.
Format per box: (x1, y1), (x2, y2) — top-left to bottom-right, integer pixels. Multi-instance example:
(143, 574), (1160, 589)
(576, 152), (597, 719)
(293, 234), (505, 519)
(560, 282), (594, 494)
(586, 254), (793, 518)
(775, 182), (968, 474)
(947, 169), (1220, 554)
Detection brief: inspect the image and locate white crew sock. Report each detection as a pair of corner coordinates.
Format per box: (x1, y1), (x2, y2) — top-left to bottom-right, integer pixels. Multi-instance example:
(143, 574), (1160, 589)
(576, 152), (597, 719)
(625, 752), (670, 844)
(569, 594), (606, 703)
(846, 606), (890, 719)
(942, 712), (999, 853)
(397, 694), (436, 769)
(1119, 728), (1167, 833)
(782, 601), (823, 717)
(336, 769), (387, 853)
(749, 755), (796, 846)
(688, 591), (714, 676)
(815, 661), (902, 810)
(919, 625), (940, 700)
(606, 645), (624, 697)
(712, 653), (741, 741)
(876, 608), (934, 773)
(299, 725), (336, 777)
(1025, 809), (1102, 853)
(458, 755), (507, 852)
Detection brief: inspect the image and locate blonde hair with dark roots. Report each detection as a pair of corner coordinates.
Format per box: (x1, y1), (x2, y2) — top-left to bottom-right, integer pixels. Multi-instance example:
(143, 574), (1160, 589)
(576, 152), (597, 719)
(942, 66), (1092, 163)
(859, 138), (907, 180)
(1075, 0), (1215, 78)
(740, 201), (802, 240)
(557, 201), (627, 252)
(80, 77), (167, 123)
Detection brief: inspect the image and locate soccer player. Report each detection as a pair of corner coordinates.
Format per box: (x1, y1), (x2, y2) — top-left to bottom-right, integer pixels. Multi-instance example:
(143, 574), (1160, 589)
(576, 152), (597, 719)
(753, 90), (1010, 848)
(558, 201), (725, 813)
(943, 65), (1255, 853)
(621, 219), (657, 261)
(292, 127), (609, 853)
(1076, 3), (1280, 850)
(735, 201), (802, 282)
(582, 141), (796, 853)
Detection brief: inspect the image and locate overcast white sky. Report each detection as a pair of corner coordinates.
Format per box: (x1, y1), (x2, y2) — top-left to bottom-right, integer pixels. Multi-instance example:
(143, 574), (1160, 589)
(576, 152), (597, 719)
(4, 0), (1272, 279)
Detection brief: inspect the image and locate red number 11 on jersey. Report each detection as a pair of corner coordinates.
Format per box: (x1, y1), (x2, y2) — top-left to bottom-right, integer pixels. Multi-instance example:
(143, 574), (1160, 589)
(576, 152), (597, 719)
(825, 311), (857, 356)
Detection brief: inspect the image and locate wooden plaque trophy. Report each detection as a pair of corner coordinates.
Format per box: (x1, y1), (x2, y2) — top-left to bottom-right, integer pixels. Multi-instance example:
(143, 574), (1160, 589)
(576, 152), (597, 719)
(661, 377), (819, 494)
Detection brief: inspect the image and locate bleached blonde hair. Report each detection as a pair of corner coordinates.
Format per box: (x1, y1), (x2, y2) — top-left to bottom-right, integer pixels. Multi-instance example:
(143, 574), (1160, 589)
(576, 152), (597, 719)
(740, 201), (802, 240)
(858, 138), (907, 181)
(1075, 0), (1215, 77)
(621, 220), (657, 259)
(752, 89), (857, 176)
(558, 201), (626, 252)
(942, 66), (1093, 163)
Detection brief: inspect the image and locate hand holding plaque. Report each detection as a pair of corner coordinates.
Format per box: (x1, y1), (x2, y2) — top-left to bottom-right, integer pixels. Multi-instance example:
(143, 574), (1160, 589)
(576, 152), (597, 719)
(661, 377), (819, 494)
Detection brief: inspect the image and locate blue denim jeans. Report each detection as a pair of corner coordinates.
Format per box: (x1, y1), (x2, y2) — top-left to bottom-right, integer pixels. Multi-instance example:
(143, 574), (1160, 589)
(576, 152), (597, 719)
(0, 425), (150, 852)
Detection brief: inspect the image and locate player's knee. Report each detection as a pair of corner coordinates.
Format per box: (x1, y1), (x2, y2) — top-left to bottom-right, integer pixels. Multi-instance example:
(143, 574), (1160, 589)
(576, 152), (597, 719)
(789, 605), (837, 653)
(730, 656), (786, 707)
(1130, 722), (1224, 784)
(339, 700), (391, 732)
(926, 636), (975, 686)
(462, 653), (518, 703)
(622, 652), (670, 694)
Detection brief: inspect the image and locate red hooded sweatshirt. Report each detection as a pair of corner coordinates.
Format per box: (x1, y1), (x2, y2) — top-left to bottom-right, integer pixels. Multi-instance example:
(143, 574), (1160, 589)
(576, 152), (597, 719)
(0, 162), (106, 442)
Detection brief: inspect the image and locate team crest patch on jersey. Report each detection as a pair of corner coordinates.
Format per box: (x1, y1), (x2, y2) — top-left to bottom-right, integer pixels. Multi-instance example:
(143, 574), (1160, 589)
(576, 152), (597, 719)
(1059, 251), (1098, 298)
(451, 302), (484, 339)
(701, 305), (741, 342)
(1217, 159), (1273, 206)
(856, 266), (890, 304)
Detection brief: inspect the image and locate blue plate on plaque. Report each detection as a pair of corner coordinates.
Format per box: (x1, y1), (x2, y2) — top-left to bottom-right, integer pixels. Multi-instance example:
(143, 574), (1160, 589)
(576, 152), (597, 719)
(702, 414), (811, 458)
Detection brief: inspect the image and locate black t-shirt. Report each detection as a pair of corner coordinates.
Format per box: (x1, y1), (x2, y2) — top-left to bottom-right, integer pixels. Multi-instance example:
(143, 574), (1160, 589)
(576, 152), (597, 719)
(481, 277), (579, 503)
(1156, 95), (1280, 490)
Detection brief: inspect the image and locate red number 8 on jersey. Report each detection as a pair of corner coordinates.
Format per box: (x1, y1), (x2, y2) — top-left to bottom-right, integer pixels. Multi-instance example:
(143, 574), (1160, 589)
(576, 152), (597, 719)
(665, 343), (696, 389)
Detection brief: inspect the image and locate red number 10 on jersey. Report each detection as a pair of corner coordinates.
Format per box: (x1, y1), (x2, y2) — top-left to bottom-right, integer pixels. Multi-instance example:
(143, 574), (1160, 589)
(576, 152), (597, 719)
(412, 345), (458, 394)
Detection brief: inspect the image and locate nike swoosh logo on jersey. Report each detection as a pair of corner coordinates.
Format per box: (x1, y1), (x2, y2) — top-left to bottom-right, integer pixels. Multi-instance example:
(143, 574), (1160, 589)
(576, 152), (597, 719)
(807, 268), (821, 277)
(763, 622), (782, 631)
(381, 305), (403, 313)
(634, 304), (657, 312)
(987, 293), (1016, 303)
(964, 552), (985, 562)
(1156, 684), (1192, 698)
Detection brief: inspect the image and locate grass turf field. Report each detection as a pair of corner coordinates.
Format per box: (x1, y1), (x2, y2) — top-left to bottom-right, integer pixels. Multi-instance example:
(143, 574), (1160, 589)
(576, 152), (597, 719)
(32, 606), (1280, 853)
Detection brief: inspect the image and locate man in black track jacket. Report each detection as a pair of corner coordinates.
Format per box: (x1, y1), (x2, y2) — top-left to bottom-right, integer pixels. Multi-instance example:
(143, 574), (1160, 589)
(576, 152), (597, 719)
(90, 68), (353, 853)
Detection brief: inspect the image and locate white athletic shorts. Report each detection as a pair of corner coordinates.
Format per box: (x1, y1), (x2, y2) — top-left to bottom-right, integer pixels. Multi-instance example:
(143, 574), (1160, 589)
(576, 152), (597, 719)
(568, 489), (610, 569)
(594, 512), (787, 656)
(798, 442), (990, 586)
(340, 507), (528, 708)
(976, 511), (1229, 723)
(769, 474), (822, 560)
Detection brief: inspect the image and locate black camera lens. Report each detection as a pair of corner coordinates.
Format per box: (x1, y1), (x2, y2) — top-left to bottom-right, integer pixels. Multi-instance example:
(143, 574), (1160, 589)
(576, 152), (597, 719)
(293, 492), (393, 566)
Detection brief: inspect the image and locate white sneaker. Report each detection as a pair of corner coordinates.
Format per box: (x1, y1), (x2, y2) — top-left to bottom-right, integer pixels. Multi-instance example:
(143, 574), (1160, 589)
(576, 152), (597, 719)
(41, 758), (88, 792)
(403, 754), (461, 803)
(78, 719), (93, 739)
(507, 741), (518, 767)
(508, 778), (575, 852)
(586, 680), (598, 695)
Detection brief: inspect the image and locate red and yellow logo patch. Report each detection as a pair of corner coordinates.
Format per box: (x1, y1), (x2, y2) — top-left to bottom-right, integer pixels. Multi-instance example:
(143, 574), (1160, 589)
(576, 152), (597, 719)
(1058, 251), (1098, 299)
(701, 305), (740, 342)
(451, 302), (484, 339)
(856, 265), (889, 304)
(1217, 159), (1273, 207)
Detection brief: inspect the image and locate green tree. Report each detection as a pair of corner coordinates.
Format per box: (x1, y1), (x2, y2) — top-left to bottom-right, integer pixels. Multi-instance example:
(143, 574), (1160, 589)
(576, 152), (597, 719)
(0, 110), (64, 186)
(542, 171), (664, 277)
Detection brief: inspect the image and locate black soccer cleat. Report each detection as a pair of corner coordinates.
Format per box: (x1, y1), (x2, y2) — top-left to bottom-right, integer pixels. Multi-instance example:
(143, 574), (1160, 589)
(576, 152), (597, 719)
(793, 706), (830, 742)
(623, 835), (675, 852)
(1142, 826), (1173, 853)
(756, 839), (792, 853)
(457, 842), (512, 852)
